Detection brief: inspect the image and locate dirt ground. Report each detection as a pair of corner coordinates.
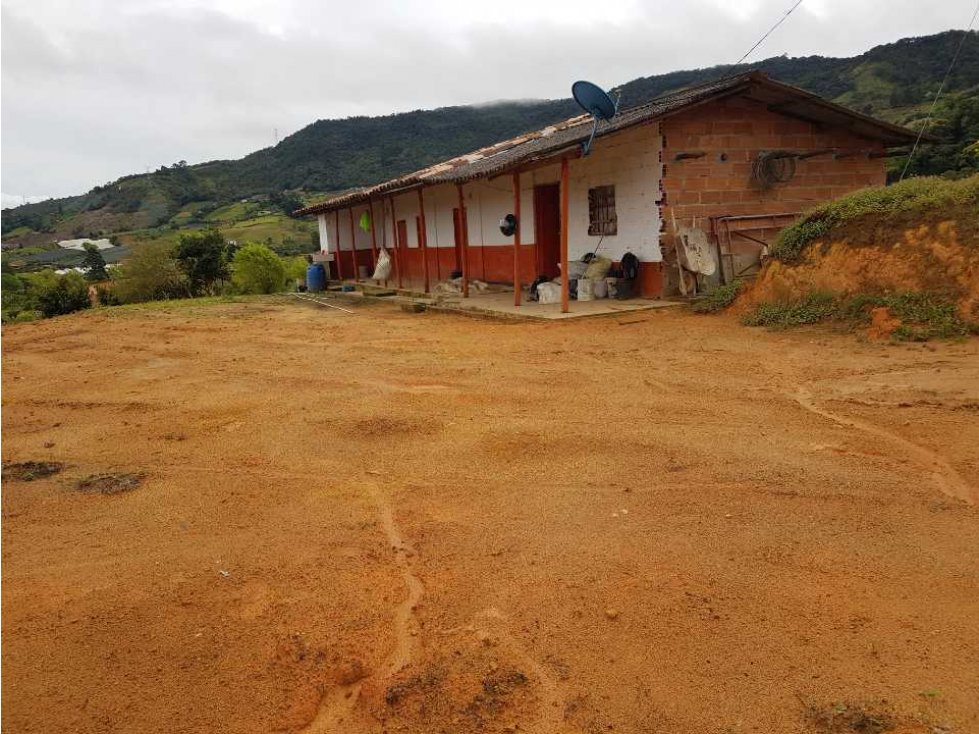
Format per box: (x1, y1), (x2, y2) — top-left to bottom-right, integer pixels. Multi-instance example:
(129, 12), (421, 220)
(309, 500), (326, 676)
(3, 297), (978, 734)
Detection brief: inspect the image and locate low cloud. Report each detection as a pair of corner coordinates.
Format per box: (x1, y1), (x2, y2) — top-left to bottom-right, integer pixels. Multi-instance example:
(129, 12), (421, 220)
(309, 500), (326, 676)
(1, 0), (971, 201)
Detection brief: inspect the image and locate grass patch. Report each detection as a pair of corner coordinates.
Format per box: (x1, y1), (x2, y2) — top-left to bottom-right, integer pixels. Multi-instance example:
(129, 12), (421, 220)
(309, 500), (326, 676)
(805, 700), (895, 733)
(772, 175), (979, 262)
(742, 291), (976, 340)
(2, 461), (65, 481)
(742, 292), (838, 328)
(76, 472), (145, 495)
(692, 280), (746, 313)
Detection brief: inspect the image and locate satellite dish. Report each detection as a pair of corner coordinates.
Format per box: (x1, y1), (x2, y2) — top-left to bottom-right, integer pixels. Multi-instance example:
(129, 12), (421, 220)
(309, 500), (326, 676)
(571, 80), (618, 156)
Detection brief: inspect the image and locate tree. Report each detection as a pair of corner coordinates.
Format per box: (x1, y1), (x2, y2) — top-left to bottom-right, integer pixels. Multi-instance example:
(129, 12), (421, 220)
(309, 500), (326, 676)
(175, 229), (230, 295)
(232, 243), (286, 294)
(82, 243), (108, 281)
(114, 242), (188, 303)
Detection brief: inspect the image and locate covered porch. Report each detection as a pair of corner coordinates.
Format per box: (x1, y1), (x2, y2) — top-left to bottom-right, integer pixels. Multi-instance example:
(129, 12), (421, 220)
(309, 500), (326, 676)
(305, 114), (667, 314)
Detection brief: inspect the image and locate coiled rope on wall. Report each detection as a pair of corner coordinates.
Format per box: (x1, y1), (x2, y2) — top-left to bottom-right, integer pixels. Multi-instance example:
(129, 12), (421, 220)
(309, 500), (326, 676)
(751, 151), (797, 189)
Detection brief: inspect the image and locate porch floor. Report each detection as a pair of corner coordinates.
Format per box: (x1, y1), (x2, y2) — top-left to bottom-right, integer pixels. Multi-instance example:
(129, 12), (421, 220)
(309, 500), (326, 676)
(433, 290), (681, 320)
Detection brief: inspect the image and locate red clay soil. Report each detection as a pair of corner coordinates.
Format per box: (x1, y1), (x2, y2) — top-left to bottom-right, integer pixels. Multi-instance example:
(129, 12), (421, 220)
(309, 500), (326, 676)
(738, 220), (979, 322)
(2, 298), (978, 734)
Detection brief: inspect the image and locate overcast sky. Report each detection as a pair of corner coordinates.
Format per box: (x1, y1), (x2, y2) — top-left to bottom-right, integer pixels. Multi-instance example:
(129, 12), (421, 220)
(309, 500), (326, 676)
(1, 0), (974, 207)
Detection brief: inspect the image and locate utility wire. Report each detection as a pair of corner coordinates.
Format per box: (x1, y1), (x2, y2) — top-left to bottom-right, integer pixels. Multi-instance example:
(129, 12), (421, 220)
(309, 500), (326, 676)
(899, 3), (979, 181)
(734, 0), (805, 66)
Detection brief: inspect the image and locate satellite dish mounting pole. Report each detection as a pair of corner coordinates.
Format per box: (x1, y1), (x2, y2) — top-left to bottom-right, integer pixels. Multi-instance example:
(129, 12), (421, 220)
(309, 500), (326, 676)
(571, 80), (618, 158)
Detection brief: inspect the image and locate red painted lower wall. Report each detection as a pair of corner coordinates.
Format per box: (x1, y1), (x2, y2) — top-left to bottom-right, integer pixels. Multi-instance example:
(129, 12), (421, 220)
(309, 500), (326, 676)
(329, 246), (665, 299)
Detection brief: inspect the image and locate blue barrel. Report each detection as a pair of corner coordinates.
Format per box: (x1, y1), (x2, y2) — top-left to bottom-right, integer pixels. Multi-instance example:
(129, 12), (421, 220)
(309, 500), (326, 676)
(306, 263), (326, 292)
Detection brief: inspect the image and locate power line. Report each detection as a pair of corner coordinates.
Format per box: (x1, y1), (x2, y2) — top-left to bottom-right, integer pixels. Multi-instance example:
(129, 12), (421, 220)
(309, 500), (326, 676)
(734, 0), (805, 66)
(900, 3), (979, 181)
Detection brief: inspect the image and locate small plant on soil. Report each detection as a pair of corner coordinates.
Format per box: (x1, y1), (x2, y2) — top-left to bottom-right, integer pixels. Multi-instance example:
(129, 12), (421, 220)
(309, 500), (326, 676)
(1, 461), (64, 481)
(805, 701), (895, 733)
(692, 280), (745, 314)
(75, 472), (145, 495)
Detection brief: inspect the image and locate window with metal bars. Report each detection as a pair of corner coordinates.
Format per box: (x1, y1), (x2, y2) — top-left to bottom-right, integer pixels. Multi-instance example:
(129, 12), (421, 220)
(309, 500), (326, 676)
(588, 185), (617, 236)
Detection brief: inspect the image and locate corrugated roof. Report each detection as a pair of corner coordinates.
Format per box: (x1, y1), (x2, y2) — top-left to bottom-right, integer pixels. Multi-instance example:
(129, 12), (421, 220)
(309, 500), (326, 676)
(296, 72), (921, 216)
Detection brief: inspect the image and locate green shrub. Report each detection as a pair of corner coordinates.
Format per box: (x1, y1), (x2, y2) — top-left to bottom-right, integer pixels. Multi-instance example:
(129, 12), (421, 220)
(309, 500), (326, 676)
(772, 175), (979, 262)
(26, 270), (91, 318)
(2, 272), (28, 321)
(114, 242), (189, 303)
(232, 243), (286, 294)
(692, 280), (745, 313)
(94, 284), (121, 307)
(283, 256), (308, 286)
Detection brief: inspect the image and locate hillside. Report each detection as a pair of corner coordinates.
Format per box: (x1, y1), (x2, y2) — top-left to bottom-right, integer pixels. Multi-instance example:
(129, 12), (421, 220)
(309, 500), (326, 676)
(2, 29), (977, 260)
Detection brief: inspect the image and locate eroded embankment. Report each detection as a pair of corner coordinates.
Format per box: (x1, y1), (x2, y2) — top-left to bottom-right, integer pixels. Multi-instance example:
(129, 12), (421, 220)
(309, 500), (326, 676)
(737, 220), (979, 325)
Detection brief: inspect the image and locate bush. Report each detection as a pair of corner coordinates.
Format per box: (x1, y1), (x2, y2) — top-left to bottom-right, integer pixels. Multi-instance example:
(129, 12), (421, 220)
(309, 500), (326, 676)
(283, 256), (308, 286)
(692, 280), (745, 313)
(772, 175), (979, 262)
(232, 243), (286, 294)
(2, 272), (28, 321)
(114, 242), (189, 303)
(26, 270), (92, 318)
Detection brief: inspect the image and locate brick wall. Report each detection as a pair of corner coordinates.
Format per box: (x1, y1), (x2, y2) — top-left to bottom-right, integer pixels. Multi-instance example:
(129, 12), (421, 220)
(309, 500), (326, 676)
(659, 96), (887, 293)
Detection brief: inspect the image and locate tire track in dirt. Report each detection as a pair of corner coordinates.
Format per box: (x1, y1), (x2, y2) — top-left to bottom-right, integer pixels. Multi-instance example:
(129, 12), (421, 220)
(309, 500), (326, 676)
(794, 385), (976, 505)
(301, 484), (424, 734)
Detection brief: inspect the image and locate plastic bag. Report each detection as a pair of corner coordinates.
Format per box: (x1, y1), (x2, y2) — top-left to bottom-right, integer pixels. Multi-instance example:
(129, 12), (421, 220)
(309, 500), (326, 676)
(583, 256), (612, 281)
(537, 282), (561, 304)
(371, 248), (392, 281)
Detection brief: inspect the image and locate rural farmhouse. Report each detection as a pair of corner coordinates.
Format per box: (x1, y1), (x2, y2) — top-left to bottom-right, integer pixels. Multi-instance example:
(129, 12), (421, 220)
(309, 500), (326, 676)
(297, 72), (919, 309)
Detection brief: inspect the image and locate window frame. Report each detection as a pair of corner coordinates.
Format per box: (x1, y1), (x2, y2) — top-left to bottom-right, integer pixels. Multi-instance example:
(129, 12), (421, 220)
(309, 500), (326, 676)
(587, 185), (618, 237)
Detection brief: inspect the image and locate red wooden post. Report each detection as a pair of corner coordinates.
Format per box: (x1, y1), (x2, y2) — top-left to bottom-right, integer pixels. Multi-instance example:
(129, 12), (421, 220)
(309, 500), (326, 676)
(560, 158), (570, 314)
(417, 188), (430, 294)
(334, 210), (344, 280)
(512, 172), (521, 306)
(348, 207), (358, 281)
(391, 197), (403, 290)
(456, 184), (469, 298)
(368, 198), (378, 278)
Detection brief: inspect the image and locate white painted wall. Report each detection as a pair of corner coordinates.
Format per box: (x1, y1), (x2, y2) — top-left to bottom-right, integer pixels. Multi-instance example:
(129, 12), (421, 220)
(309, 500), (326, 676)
(322, 120), (663, 265)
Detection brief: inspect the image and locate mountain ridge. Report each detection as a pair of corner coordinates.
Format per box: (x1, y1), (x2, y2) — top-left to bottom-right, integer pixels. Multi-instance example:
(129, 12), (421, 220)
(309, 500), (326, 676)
(3, 29), (977, 243)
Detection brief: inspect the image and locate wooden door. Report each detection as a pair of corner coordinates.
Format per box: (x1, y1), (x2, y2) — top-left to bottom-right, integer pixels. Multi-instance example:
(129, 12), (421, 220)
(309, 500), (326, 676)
(534, 184), (561, 279)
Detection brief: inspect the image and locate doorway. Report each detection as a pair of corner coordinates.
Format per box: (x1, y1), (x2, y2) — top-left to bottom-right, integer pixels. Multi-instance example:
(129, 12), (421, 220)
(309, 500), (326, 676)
(534, 184), (561, 279)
